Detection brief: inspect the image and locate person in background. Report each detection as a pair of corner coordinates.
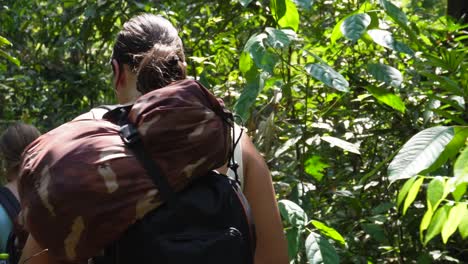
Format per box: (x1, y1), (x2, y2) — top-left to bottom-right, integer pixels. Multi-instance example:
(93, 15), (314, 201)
(21, 13), (288, 264)
(0, 122), (41, 253)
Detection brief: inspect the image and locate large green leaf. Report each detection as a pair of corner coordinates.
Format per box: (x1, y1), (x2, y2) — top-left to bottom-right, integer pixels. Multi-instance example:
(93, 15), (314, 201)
(265, 27), (297, 49)
(321, 136), (360, 154)
(311, 220), (346, 247)
(234, 70), (267, 120)
(278, 199), (308, 227)
(0, 50), (20, 67)
(454, 146), (468, 183)
(441, 203), (466, 243)
(397, 177), (418, 208)
(305, 64), (349, 92)
(286, 227), (301, 261)
(305, 232), (340, 264)
(239, 51), (254, 74)
(340, 13), (371, 42)
(367, 63), (403, 88)
(424, 205), (450, 245)
(366, 85), (406, 113)
(379, 0), (408, 25)
(243, 33), (278, 73)
(367, 29), (414, 55)
(458, 206), (468, 239)
(426, 177), (446, 211)
(402, 177), (424, 215)
(424, 127), (468, 176)
(388, 126), (455, 183)
(361, 223), (386, 242)
(271, 0), (300, 31)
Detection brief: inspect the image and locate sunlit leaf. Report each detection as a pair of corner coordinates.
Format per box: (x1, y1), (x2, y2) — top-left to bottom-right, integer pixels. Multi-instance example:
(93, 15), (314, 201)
(305, 63), (349, 92)
(454, 147), (468, 183)
(271, 0), (300, 31)
(458, 206), (468, 239)
(426, 177), (446, 211)
(452, 183), (467, 202)
(0, 50), (20, 67)
(388, 126), (455, 183)
(311, 220), (346, 246)
(366, 85), (406, 113)
(321, 136), (360, 154)
(340, 13), (371, 42)
(243, 33), (278, 73)
(402, 177), (424, 215)
(304, 155), (329, 182)
(239, 51), (254, 74)
(420, 209), (434, 240)
(367, 63), (403, 88)
(367, 29), (414, 55)
(397, 177), (418, 208)
(424, 205), (450, 245)
(275, 136), (301, 157)
(305, 232), (340, 264)
(278, 199), (308, 227)
(441, 203), (466, 243)
(0, 36), (12, 47)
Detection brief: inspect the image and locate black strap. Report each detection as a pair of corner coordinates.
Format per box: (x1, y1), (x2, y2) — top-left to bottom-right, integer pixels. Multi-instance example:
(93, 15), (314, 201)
(119, 122), (176, 204)
(0, 186), (20, 223)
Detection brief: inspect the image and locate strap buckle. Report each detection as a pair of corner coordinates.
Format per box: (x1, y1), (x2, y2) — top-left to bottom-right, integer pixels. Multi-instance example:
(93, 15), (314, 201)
(119, 123), (140, 145)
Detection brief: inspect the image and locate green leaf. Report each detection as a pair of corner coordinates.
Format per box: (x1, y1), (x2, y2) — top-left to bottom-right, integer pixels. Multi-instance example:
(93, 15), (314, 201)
(278, 199), (308, 227)
(402, 177), (424, 215)
(234, 70), (267, 120)
(265, 27), (297, 49)
(243, 33), (278, 73)
(441, 203), (466, 243)
(458, 206), (468, 239)
(340, 13), (371, 42)
(321, 136), (360, 154)
(388, 126), (455, 183)
(304, 155), (329, 182)
(305, 232), (340, 264)
(420, 209), (434, 239)
(361, 223), (386, 242)
(305, 63), (349, 92)
(452, 183), (466, 202)
(426, 177), (446, 211)
(0, 50), (21, 67)
(397, 177), (418, 208)
(0, 36), (12, 47)
(311, 220), (346, 246)
(424, 205), (450, 245)
(239, 51), (254, 74)
(367, 29), (414, 55)
(454, 147), (468, 183)
(286, 227), (301, 260)
(271, 0), (300, 31)
(367, 63), (403, 88)
(424, 127), (468, 175)
(366, 85), (405, 113)
(275, 136), (301, 157)
(238, 0), (253, 7)
(379, 0), (408, 25)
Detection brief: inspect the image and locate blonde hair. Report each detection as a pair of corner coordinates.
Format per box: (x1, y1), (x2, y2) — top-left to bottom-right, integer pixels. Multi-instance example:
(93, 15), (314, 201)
(0, 122), (41, 180)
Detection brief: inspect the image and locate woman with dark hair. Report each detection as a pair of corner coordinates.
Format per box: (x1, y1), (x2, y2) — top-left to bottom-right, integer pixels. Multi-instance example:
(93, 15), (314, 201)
(21, 14), (288, 264)
(0, 122), (41, 253)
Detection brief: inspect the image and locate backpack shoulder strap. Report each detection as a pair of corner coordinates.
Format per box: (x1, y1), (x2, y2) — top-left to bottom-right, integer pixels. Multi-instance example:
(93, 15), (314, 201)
(0, 187), (20, 223)
(227, 125), (244, 189)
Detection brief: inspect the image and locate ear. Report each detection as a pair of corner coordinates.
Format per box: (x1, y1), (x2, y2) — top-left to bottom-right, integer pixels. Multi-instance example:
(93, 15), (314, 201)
(111, 59), (125, 90)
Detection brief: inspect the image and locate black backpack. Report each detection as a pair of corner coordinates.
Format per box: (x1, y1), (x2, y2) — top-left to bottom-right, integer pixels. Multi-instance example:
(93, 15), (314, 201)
(91, 106), (256, 264)
(0, 186), (21, 264)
